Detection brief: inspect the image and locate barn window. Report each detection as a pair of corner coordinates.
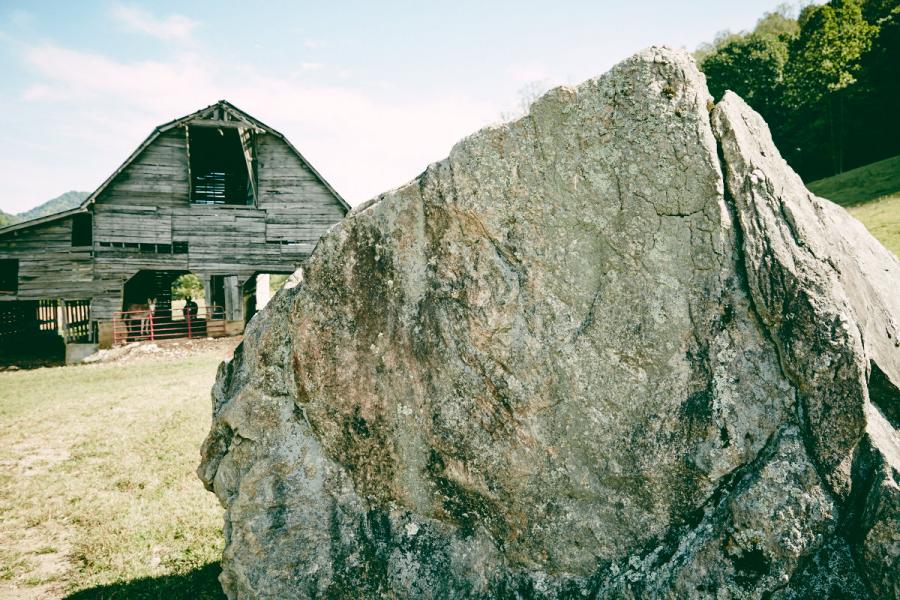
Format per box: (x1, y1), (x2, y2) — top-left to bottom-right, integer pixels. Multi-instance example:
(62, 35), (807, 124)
(0, 259), (18, 294)
(72, 213), (92, 246)
(189, 126), (254, 206)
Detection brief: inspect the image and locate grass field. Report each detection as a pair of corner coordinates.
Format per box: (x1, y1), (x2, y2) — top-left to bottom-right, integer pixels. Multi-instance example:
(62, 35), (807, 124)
(807, 155), (900, 206)
(845, 196), (900, 259)
(0, 339), (239, 599)
(808, 155), (900, 258)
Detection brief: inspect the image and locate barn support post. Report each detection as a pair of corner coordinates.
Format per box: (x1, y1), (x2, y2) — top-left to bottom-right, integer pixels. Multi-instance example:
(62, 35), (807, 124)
(224, 275), (241, 322)
(59, 298), (67, 340)
(200, 274), (213, 312)
(223, 275), (245, 336)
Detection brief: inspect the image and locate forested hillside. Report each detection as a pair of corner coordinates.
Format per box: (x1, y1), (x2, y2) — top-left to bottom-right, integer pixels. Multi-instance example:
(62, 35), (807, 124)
(16, 191), (89, 221)
(0, 191), (89, 228)
(697, 0), (899, 182)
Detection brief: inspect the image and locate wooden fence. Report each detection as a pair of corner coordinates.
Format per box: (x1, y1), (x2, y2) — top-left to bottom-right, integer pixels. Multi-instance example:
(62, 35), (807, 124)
(0, 299), (93, 343)
(62, 300), (92, 343)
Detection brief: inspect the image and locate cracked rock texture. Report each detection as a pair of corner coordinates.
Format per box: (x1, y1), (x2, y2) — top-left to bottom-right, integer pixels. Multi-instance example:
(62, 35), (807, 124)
(199, 47), (900, 599)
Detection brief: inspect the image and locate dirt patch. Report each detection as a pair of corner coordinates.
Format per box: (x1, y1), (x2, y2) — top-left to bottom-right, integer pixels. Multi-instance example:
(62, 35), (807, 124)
(0, 522), (72, 599)
(84, 337), (241, 366)
(0, 444), (71, 477)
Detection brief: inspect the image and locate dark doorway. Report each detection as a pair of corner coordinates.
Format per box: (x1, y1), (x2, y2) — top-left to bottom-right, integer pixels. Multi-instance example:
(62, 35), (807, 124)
(209, 275), (226, 319)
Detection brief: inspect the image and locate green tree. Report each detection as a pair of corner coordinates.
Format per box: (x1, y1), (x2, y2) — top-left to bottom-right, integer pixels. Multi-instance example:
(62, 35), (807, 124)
(172, 273), (204, 301)
(784, 0), (876, 173)
(695, 4), (797, 63)
(850, 4), (900, 165)
(697, 0), (899, 180)
(694, 30), (744, 64)
(699, 7), (797, 168)
(701, 34), (792, 119)
(754, 7), (801, 38)
(861, 0), (900, 22)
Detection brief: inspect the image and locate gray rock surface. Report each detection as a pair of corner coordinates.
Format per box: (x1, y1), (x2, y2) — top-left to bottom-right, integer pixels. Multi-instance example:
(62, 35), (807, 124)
(198, 47), (899, 599)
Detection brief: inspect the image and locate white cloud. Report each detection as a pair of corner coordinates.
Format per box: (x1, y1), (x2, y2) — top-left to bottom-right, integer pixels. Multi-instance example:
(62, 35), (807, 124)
(110, 3), (198, 42)
(300, 62), (324, 71)
(7, 43), (498, 211)
(303, 39), (327, 49)
(22, 45), (216, 112)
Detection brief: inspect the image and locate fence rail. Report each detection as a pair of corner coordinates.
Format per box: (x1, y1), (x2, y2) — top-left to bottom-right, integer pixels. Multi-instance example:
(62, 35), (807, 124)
(111, 305), (226, 345)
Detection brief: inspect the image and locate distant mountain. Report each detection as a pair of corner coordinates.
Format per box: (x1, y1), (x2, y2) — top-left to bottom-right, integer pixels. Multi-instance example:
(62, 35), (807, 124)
(0, 191), (90, 229)
(0, 210), (16, 228)
(17, 191), (89, 222)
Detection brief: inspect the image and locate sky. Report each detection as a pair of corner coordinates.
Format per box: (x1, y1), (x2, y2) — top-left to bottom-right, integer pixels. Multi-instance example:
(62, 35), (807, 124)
(0, 0), (797, 213)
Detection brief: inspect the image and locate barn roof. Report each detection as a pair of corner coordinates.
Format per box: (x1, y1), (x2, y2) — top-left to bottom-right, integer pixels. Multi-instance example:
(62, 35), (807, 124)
(0, 207), (86, 236)
(0, 99), (350, 236)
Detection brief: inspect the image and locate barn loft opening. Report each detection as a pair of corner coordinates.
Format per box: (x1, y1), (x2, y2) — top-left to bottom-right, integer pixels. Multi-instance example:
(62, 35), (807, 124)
(0, 259), (18, 294)
(72, 213), (92, 247)
(189, 126), (254, 205)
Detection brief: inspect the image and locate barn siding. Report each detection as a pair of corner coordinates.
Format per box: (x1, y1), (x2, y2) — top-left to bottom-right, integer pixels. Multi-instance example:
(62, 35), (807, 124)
(97, 128), (190, 208)
(0, 219), (94, 300)
(257, 133), (345, 247)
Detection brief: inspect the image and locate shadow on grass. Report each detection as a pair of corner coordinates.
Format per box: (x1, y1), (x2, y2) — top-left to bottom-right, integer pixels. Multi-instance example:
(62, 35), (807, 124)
(65, 562), (225, 600)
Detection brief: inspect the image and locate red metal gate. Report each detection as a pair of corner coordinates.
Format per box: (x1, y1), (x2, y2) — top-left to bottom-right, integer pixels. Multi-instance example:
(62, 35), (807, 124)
(111, 305), (226, 345)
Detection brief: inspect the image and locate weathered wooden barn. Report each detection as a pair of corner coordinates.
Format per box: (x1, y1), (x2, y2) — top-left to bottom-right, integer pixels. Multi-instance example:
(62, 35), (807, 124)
(0, 100), (348, 357)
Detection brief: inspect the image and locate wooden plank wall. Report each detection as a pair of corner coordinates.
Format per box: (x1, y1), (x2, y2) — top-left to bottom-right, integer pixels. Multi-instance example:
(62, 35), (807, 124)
(98, 129), (191, 208)
(0, 220), (94, 299)
(0, 121), (348, 324)
(95, 208), (172, 244)
(257, 134), (345, 257)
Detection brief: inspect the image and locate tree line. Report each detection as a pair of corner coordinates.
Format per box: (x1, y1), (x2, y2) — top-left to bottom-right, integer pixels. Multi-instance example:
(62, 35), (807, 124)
(697, 0), (899, 181)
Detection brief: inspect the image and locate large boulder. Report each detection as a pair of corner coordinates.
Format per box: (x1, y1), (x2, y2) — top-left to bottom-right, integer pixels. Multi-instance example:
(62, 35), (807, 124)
(199, 47), (899, 599)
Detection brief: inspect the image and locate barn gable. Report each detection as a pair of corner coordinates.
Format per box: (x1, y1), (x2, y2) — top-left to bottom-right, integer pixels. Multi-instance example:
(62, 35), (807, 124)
(87, 100), (349, 213)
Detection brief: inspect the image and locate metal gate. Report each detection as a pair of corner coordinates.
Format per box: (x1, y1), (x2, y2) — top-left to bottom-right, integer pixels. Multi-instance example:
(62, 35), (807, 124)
(111, 305), (226, 345)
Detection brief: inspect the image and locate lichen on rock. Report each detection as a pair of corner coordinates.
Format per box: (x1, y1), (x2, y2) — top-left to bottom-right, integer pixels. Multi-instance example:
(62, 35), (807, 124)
(199, 47), (899, 599)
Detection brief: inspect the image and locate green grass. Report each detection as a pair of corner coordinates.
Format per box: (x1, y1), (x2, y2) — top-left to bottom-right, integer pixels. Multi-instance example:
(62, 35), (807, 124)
(807, 155), (900, 206)
(846, 195), (900, 259)
(807, 155), (900, 258)
(0, 340), (238, 599)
